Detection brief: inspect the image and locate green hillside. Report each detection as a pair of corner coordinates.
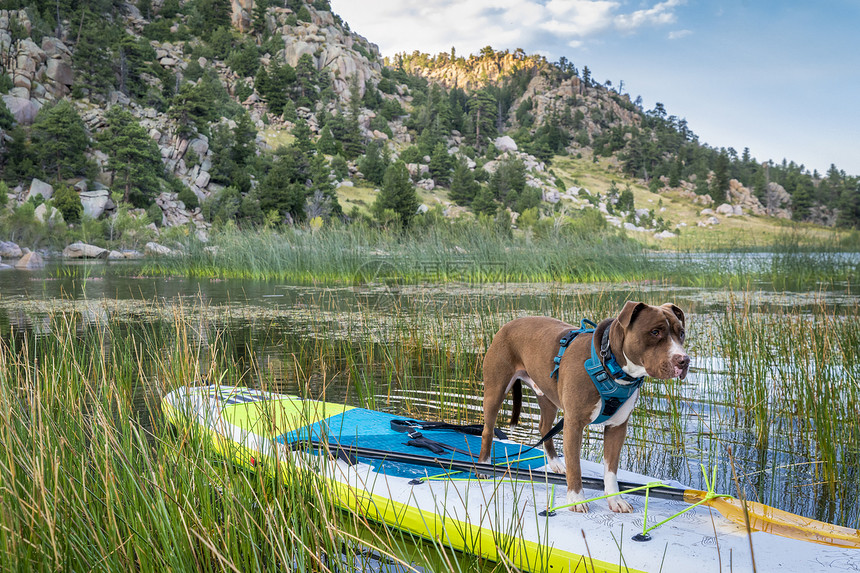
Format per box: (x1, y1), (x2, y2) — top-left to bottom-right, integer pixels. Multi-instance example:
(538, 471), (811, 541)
(0, 0), (858, 255)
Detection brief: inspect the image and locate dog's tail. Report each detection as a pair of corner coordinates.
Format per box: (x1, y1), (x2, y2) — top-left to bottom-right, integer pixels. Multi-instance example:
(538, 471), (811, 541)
(510, 380), (522, 426)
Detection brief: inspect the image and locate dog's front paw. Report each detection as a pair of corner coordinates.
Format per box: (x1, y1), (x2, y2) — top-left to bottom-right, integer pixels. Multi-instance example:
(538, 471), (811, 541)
(547, 456), (566, 474)
(566, 490), (589, 513)
(608, 495), (633, 513)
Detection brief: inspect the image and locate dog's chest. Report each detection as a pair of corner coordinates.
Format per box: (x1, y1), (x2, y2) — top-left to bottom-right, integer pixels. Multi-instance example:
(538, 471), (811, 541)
(588, 388), (640, 427)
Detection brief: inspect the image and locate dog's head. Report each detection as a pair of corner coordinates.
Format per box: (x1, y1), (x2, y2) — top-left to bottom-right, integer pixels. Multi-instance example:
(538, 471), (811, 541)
(609, 302), (690, 380)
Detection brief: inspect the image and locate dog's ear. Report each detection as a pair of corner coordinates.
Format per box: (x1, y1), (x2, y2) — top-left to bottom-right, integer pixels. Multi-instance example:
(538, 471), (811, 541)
(661, 303), (685, 327)
(617, 301), (647, 329)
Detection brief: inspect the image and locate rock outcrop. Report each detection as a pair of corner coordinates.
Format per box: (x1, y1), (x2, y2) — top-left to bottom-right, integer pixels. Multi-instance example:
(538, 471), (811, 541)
(726, 179), (766, 216)
(231, 0), (253, 32)
(403, 50), (545, 91)
(80, 189), (113, 219)
(763, 182), (792, 219)
(0, 241), (23, 259)
(264, 7), (382, 100)
(63, 242), (109, 259)
(1, 9), (74, 111)
(15, 251), (44, 269)
(26, 178), (53, 201)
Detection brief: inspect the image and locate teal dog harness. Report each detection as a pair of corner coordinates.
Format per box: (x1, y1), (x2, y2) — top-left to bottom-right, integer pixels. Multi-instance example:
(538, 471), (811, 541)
(550, 318), (645, 424)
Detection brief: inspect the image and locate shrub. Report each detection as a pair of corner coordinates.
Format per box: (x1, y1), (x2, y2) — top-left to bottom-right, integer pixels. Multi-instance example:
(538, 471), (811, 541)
(399, 146), (422, 164)
(330, 154), (349, 180)
(52, 184), (83, 224)
(177, 186), (200, 209)
(0, 73), (13, 95)
(147, 203), (163, 226)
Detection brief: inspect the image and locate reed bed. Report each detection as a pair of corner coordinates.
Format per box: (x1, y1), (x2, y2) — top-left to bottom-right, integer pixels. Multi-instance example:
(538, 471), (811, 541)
(145, 224), (860, 290)
(0, 313), (476, 573)
(714, 297), (860, 525)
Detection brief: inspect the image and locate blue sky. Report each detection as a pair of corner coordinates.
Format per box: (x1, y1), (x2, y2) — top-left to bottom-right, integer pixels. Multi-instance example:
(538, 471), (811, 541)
(330, 1), (860, 176)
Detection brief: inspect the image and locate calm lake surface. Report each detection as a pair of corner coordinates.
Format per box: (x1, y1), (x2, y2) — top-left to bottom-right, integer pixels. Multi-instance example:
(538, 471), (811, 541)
(1, 255), (858, 529)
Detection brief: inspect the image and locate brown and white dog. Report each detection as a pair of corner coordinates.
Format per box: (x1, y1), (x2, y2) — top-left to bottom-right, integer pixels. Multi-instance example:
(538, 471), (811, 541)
(478, 302), (690, 513)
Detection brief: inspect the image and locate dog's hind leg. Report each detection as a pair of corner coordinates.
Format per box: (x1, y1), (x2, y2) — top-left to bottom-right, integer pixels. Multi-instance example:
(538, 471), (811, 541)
(479, 348), (516, 463)
(537, 395), (565, 474)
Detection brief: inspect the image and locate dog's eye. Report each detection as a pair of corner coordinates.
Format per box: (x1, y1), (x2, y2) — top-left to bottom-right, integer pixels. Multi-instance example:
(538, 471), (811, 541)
(650, 329), (661, 337)
(679, 329), (686, 341)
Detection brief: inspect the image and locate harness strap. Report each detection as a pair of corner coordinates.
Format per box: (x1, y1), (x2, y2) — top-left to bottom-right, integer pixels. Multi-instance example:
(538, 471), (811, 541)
(550, 318), (597, 379)
(391, 419), (507, 440)
(535, 417), (564, 447)
(404, 431), (477, 456)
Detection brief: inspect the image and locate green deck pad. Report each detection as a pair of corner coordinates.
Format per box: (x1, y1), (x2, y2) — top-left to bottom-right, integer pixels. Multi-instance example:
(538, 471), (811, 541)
(222, 398), (353, 438)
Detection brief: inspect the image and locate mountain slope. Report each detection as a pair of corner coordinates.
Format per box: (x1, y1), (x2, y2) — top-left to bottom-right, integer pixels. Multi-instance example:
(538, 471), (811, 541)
(0, 0), (857, 256)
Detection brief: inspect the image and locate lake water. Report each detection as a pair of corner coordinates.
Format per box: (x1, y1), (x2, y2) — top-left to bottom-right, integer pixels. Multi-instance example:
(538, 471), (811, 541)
(0, 257), (858, 529)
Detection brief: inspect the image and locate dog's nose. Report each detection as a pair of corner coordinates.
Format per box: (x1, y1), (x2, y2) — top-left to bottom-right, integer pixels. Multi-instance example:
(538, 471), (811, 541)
(674, 354), (691, 370)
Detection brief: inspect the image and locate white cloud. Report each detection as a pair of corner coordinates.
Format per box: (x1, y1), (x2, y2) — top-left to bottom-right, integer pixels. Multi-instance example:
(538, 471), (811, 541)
(615, 0), (685, 32)
(668, 29), (693, 40)
(331, 0), (688, 57)
(543, 0), (619, 36)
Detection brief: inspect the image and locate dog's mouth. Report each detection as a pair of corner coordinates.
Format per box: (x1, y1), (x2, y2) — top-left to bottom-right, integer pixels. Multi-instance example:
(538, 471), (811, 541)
(675, 365), (689, 380)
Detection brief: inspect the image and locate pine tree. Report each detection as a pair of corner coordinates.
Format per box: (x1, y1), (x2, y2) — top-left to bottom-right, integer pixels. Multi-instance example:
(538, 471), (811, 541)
(489, 157), (526, 207)
(255, 65), (270, 97)
(98, 107), (163, 205)
(257, 147), (309, 222)
(282, 98), (297, 122)
(31, 100), (90, 180)
(373, 161), (419, 227)
(260, 60), (296, 113)
(449, 158), (479, 205)
(471, 185), (497, 216)
(252, 0), (270, 36)
(316, 125), (340, 155)
(295, 53), (318, 107)
(711, 149), (731, 201)
(668, 157), (682, 187)
(753, 167), (767, 200)
(233, 112), (258, 167)
(2, 127), (38, 183)
(340, 77), (365, 159)
(791, 179), (814, 221)
(428, 142), (452, 185)
(308, 152), (342, 218)
(617, 184), (635, 213)
(360, 140), (388, 186)
(0, 98), (13, 130)
(836, 181), (860, 228)
(72, 11), (116, 97)
(169, 82), (212, 136)
(210, 113), (257, 194)
(467, 89), (497, 151)
(292, 118), (314, 153)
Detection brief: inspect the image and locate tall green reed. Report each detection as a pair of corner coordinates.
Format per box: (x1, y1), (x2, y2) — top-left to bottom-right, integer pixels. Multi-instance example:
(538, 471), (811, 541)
(0, 310), (465, 573)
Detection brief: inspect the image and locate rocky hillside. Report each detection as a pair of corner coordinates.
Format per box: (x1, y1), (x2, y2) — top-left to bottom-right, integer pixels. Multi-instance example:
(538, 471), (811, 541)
(0, 0), (857, 264)
(1, 0), (399, 244)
